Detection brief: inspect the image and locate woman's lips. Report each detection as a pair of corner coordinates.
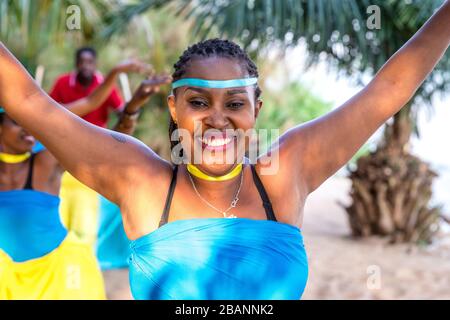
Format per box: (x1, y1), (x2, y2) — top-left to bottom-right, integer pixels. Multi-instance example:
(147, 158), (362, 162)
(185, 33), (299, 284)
(22, 134), (35, 144)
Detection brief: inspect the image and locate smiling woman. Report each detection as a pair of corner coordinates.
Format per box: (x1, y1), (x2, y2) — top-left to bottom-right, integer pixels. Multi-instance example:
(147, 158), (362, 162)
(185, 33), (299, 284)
(0, 1), (450, 300)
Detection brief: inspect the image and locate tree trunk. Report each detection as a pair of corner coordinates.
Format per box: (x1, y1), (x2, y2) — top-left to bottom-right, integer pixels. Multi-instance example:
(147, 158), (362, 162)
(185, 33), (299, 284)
(344, 104), (442, 244)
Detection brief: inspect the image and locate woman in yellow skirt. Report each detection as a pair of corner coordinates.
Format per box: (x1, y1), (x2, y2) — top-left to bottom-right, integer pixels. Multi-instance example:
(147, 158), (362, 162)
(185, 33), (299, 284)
(0, 70), (170, 299)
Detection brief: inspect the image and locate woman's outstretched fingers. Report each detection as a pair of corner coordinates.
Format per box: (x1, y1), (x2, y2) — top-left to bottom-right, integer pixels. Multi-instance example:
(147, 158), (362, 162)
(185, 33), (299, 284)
(113, 58), (153, 75)
(129, 75), (171, 106)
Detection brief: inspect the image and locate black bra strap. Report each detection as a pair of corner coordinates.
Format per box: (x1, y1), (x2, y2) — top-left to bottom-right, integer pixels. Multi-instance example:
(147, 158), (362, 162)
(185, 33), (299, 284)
(158, 164), (277, 227)
(159, 165), (178, 227)
(22, 153), (36, 190)
(250, 164), (277, 222)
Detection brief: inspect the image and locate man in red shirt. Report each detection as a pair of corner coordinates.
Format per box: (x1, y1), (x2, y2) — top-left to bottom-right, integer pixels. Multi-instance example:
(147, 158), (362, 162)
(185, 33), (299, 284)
(49, 47), (124, 245)
(50, 47), (123, 128)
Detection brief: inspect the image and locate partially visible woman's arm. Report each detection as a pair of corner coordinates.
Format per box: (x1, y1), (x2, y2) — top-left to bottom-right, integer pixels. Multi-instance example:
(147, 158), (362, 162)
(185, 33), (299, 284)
(44, 74), (171, 170)
(39, 74), (171, 198)
(64, 59), (152, 117)
(113, 75), (171, 135)
(279, 0), (450, 194)
(0, 42), (170, 206)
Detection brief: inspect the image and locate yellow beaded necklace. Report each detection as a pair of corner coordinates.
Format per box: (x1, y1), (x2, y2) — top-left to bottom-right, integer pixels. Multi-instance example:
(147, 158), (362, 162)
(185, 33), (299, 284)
(187, 163), (243, 182)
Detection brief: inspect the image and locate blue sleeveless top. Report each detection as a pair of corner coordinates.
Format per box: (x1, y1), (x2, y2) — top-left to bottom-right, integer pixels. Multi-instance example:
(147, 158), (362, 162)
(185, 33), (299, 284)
(128, 164), (308, 300)
(96, 195), (131, 269)
(0, 154), (67, 262)
(0, 190), (67, 262)
(129, 218), (308, 300)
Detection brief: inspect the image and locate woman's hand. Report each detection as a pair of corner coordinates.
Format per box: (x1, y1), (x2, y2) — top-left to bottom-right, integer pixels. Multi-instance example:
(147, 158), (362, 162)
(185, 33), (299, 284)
(112, 59), (154, 75)
(114, 74), (172, 134)
(127, 74), (172, 110)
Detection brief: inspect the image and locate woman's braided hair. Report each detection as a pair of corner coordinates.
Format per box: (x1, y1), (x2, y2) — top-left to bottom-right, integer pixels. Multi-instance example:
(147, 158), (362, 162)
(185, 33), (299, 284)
(169, 38), (261, 156)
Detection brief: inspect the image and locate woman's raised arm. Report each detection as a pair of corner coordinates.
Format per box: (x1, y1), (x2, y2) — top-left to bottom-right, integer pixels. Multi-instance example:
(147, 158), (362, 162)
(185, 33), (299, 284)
(278, 0), (450, 194)
(0, 42), (170, 205)
(64, 59), (152, 116)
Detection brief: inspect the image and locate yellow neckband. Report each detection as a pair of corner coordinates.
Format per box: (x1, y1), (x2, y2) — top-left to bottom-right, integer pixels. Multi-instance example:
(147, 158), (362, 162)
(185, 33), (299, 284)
(0, 152), (31, 164)
(187, 163), (243, 182)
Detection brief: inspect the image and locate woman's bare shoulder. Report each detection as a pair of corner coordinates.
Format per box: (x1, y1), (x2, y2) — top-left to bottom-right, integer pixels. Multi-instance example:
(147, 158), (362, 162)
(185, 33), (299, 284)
(120, 156), (175, 239)
(253, 146), (308, 224)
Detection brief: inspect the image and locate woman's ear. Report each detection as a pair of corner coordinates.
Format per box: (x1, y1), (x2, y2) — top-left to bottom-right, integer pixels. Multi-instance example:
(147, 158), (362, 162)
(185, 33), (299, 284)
(254, 99), (263, 119)
(167, 94), (178, 124)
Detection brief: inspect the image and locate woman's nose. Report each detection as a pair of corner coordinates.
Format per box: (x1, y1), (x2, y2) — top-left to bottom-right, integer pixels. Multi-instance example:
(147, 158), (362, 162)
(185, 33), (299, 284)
(204, 110), (230, 129)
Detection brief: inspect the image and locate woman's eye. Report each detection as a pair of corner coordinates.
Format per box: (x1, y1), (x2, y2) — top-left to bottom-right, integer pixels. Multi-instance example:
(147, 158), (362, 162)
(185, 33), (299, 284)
(227, 102), (244, 109)
(189, 100), (208, 108)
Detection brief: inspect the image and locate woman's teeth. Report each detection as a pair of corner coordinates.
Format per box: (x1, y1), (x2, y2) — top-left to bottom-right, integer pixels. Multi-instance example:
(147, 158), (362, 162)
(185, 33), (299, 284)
(201, 137), (232, 147)
(22, 135), (35, 143)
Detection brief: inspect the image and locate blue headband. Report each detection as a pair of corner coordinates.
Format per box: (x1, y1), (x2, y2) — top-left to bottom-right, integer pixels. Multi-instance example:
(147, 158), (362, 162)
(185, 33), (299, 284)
(0, 107), (4, 114)
(171, 77), (257, 90)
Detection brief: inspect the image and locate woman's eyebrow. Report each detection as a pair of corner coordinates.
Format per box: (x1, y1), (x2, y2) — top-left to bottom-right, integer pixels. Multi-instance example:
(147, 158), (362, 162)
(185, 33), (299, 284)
(226, 89), (247, 95)
(185, 87), (210, 95)
(184, 87), (247, 96)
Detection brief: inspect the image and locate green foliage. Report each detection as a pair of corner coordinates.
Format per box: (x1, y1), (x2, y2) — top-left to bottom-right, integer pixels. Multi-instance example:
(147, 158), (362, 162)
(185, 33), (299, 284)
(105, 0), (450, 135)
(1, 0), (366, 162)
(256, 82), (332, 132)
(1, 1), (203, 160)
(256, 81), (332, 153)
(0, 0), (113, 72)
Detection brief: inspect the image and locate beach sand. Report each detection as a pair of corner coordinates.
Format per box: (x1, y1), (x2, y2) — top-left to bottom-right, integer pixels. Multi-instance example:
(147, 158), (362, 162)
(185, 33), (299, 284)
(302, 176), (450, 299)
(102, 176), (450, 300)
(102, 268), (132, 300)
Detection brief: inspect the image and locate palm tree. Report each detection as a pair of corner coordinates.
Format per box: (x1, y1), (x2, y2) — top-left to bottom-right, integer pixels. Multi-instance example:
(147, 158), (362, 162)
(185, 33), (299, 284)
(102, 0), (450, 243)
(0, 0), (113, 73)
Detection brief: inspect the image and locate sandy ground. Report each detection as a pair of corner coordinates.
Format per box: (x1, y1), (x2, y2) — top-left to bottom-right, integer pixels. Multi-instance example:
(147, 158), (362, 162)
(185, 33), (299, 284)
(102, 176), (450, 300)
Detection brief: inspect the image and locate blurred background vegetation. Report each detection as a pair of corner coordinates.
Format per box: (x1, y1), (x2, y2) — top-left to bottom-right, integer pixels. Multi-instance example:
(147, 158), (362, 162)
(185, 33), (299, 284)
(2, 0), (447, 243)
(0, 0), (333, 161)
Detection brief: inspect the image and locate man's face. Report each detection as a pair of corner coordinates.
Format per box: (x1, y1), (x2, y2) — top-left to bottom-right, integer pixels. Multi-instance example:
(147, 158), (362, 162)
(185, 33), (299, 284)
(76, 51), (96, 80)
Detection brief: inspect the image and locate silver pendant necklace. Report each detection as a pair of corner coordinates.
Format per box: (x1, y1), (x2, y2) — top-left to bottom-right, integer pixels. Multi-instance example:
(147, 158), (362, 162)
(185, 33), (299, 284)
(188, 167), (244, 218)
